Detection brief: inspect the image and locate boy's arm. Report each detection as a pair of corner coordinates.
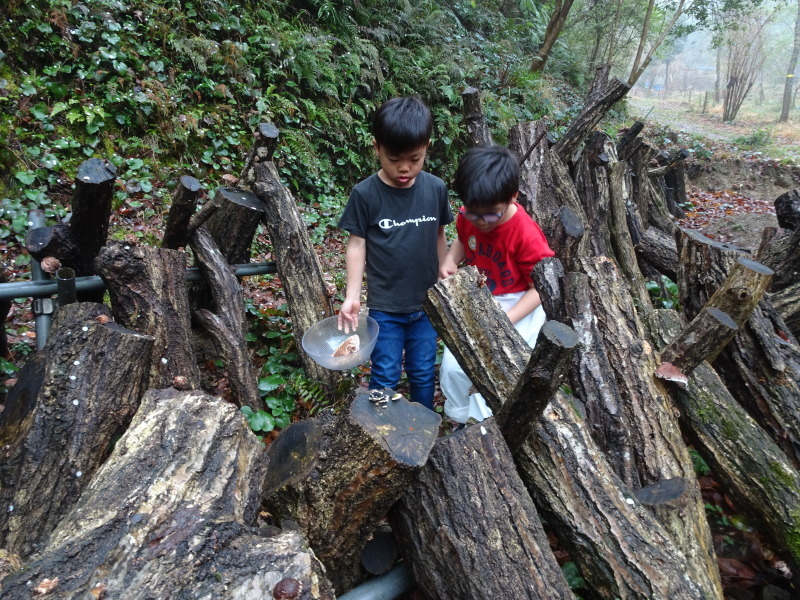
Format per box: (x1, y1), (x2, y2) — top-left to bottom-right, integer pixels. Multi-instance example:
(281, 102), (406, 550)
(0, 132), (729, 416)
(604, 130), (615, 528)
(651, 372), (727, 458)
(338, 235), (366, 332)
(439, 237), (465, 279)
(505, 282), (542, 325)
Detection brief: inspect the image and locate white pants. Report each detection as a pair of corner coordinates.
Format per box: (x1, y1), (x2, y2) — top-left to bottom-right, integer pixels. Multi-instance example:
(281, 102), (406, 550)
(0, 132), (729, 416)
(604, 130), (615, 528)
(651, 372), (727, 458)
(440, 292), (547, 424)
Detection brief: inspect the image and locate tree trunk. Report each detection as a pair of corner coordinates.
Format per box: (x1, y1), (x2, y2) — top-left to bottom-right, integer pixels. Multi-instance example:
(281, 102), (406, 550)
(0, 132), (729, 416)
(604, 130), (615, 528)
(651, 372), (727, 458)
(530, 0), (576, 74)
(250, 124), (339, 389)
(461, 87), (493, 147)
(0, 302), (153, 559)
(1, 388), (335, 600)
(573, 131), (613, 257)
(161, 175), (202, 250)
(95, 241), (201, 390)
(25, 158), (116, 301)
(543, 154), (590, 270)
(390, 418), (574, 600)
(261, 389), (440, 594)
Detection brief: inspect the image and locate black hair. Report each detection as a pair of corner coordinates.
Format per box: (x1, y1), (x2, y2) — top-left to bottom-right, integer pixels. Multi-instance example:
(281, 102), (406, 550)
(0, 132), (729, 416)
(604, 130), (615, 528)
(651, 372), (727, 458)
(372, 97), (433, 154)
(453, 145), (519, 208)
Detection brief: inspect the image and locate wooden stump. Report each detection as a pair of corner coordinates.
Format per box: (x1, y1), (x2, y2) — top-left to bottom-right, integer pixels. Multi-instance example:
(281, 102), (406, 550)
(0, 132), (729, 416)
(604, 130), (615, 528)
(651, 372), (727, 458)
(161, 174), (202, 250)
(390, 418), (574, 600)
(1, 388), (335, 599)
(95, 241), (201, 390)
(509, 120), (551, 217)
(0, 302), (153, 559)
(461, 86), (493, 147)
(771, 282), (800, 337)
(262, 389), (440, 593)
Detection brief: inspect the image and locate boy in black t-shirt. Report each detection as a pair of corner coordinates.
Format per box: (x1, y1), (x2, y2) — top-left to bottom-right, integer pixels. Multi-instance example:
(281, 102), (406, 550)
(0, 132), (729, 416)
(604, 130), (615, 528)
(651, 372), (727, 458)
(337, 97), (453, 410)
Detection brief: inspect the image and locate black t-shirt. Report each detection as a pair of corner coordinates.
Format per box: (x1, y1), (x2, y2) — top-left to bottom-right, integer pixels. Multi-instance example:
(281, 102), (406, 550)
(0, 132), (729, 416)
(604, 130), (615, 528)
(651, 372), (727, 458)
(338, 171), (453, 312)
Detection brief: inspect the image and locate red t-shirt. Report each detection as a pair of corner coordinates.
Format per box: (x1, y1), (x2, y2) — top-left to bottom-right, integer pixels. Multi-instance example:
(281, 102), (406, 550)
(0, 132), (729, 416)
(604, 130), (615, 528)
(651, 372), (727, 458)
(457, 203), (555, 295)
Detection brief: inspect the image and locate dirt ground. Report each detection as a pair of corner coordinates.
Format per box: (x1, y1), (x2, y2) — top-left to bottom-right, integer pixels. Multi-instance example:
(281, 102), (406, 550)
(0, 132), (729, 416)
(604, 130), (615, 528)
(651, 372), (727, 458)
(627, 94), (800, 252)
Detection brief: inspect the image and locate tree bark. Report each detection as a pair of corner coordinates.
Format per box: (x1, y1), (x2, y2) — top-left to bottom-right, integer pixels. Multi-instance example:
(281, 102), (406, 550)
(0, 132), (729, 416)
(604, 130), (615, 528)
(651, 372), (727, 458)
(509, 120), (550, 217)
(757, 225), (800, 293)
(544, 154), (590, 270)
(0, 302), (153, 559)
(573, 131), (613, 257)
(95, 241), (201, 390)
(635, 225), (678, 281)
(161, 174), (202, 250)
(616, 120), (645, 161)
(780, 0), (800, 123)
(203, 186), (265, 266)
(390, 418), (574, 600)
(461, 87), (493, 147)
(1, 388), (335, 600)
(250, 124), (338, 389)
(261, 389), (440, 594)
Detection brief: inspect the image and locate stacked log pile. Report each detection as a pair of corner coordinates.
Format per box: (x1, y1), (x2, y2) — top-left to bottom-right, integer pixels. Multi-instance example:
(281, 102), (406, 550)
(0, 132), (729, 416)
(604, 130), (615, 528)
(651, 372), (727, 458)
(1, 68), (800, 599)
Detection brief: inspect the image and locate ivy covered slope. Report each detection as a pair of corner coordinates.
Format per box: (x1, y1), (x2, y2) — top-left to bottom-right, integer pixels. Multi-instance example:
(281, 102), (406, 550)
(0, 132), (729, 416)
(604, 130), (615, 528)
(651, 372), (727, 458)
(0, 0), (587, 258)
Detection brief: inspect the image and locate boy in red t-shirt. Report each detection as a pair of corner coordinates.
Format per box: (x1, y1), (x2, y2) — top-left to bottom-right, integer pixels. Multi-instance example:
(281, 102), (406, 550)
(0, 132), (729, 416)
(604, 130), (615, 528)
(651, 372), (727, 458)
(439, 144), (555, 424)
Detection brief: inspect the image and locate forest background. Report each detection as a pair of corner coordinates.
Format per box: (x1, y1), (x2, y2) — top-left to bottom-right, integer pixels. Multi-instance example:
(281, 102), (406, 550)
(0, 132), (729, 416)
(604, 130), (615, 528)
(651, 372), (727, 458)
(1, 0), (800, 422)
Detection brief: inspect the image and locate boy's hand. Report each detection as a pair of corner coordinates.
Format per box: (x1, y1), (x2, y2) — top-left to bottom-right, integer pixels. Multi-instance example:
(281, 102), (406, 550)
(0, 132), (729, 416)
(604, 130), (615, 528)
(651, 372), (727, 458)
(338, 298), (361, 333)
(439, 257), (459, 280)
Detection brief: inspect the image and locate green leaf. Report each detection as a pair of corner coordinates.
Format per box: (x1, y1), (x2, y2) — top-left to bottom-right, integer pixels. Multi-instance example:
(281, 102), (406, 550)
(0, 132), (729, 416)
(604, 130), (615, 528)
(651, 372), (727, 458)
(240, 406), (255, 418)
(20, 84), (37, 96)
(50, 102), (70, 118)
(15, 171), (36, 185)
(250, 410), (275, 432)
(258, 374), (286, 393)
(31, 103), (49, 121)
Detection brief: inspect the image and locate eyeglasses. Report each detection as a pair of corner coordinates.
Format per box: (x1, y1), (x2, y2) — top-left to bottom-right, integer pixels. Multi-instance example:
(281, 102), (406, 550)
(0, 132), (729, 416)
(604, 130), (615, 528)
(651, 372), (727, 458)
(461, 207), (506, 223)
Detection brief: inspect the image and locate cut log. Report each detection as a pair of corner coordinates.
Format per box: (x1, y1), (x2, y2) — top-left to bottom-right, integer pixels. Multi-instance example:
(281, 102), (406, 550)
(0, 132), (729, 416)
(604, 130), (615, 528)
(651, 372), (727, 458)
(95, 241), (201, 390)
(573, 131), (613, 257)
(553, 76), (630, 162)
(616, 120), (644, 161)
(0, 388), (335, 600)
(774, 188), (800, 230)
(26, 158), (116, 301)
(757, 225), (800, 293)
(771, 281), (800, 337)
(161, 174), (202, 250)
(635, 225), (678, 281)
(261, 389), (440, 594)
(250, 124), (338, 389)
(659, 307), (738, 375)
(515, 392), (713, 600)
(546, 154), (590, 270)
(532, 257), (568, 324)
(608, 157), (653, 311)
(646, 308), (800, 587)
(677, 228), (800, 464)
(189, 226), (262, 410)
(496, 320), (578, 453)
(203, 186), (265, 266)
(573, 256), (723, 599)
(461, 86), (493, 147)
(629, 143), (677, 236)
(0, 302), (153, 559)
(424, 267), (532, 413)
(390, 418), (574, 600)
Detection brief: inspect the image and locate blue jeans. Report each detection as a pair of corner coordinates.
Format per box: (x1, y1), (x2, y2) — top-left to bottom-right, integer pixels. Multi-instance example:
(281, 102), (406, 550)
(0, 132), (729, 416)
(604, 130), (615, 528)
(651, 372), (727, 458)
(368, 310), (437, 410)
